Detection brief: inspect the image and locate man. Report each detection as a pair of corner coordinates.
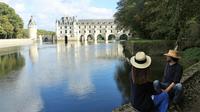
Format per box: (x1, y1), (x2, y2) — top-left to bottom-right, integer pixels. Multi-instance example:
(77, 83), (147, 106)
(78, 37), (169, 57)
(154, 50), (183, 104)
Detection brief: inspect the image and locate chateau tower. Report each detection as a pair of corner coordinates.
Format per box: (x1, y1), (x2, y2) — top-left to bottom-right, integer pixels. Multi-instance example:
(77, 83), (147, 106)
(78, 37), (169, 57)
(28, 16), (37, 40)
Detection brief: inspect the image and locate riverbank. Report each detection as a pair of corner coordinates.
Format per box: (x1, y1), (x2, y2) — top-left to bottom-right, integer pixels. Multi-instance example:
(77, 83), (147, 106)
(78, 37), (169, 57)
(0, 39), (33, 48)
(113, 62), (200, 112)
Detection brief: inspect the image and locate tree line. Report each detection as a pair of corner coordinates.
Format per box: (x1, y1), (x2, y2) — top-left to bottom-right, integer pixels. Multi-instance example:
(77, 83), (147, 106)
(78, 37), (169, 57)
(0, 2), (55, 39)
(114, 0), (200, 45)
(0, 2), (24, 39)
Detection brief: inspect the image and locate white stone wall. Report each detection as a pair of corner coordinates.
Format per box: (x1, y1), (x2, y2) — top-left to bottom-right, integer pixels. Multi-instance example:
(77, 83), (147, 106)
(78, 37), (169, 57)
(56, 16), (131, 41)
(0, 39), (33, 48)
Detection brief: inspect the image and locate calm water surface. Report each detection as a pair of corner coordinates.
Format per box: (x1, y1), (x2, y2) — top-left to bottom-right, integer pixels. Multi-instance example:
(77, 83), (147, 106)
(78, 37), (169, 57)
(0, 41), (173, 112)
(0, 42), (127, 112)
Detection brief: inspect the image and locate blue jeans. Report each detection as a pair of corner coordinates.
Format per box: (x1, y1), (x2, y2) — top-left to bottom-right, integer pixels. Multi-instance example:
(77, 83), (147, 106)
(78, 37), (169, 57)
(153, 80), (183, 104)
(153, 92), (169, 112)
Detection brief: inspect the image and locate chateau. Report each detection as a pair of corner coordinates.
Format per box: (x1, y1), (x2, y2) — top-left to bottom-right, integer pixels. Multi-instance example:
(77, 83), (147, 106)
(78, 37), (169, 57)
(56, 16), (131, 42)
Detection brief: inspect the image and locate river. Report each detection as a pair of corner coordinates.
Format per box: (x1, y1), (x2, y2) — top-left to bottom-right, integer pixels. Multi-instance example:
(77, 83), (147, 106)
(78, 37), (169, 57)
(0, 41), (174, 112)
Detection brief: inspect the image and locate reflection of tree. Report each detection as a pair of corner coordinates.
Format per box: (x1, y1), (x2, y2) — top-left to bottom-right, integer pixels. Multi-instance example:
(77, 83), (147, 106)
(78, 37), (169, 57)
(0, 52), (25, 76)
(114, 59), (132, 104)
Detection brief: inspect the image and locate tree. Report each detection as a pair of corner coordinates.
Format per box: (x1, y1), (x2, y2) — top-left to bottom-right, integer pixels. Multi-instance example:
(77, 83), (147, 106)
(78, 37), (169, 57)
(0, 2), (24, 39)
(114, 0), (200, 44)
(0, 16), (14, 39)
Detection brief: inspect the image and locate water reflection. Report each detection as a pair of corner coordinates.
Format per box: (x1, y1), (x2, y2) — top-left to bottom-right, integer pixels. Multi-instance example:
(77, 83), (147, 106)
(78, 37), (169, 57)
(0, 52), (25, 76)
(29, 43), (39, 64)
(0, 42), (128, 112)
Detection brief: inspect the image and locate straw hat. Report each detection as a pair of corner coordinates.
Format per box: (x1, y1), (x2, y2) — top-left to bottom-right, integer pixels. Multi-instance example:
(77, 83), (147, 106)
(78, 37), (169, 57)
(164, 50), (181, 59)
(130, 52), (152, 69)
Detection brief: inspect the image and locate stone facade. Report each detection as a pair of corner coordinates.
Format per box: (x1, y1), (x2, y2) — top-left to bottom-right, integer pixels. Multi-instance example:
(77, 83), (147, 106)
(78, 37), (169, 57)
(56, 16), (131, 41)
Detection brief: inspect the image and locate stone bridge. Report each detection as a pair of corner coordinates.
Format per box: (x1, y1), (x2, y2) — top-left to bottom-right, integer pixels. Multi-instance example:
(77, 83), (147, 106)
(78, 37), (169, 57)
(56, 16), (132, 42)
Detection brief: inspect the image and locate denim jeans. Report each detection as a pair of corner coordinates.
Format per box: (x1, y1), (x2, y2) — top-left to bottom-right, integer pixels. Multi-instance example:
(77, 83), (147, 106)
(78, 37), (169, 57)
(153, 80), (183, 104)
(152, 92), (169, 112)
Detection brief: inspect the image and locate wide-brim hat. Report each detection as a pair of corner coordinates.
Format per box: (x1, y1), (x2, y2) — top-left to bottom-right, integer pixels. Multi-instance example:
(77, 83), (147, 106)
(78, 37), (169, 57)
(164, 50), (181, 59)
(130, 52), (152, 69)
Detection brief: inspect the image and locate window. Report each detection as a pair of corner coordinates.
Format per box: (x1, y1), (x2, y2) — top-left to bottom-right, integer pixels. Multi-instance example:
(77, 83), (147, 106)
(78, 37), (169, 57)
(84, 31), (86, 33)
(89, 26), (91, 28)
(100, 30), (101, 33)
(60, 31), (62, 34)
(70, 27), (72, 29)
(60, 27), (62, 29)
(100, 26), (102, 28)
(111, 30), (113, 33)
(85, 26), (86, 28)
(65, 30), (67, 33)
(89, 30), (91, 33)
(79, 26), (81, 29)
(79, 31), (81, 33)
(70, 31), (72, 34)
(111, 26), (113, 28)
(65, 26), (67, 28)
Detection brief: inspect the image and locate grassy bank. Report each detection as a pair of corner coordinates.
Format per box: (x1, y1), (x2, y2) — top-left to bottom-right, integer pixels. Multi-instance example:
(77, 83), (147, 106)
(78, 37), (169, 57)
(180, 47), (200, 69)
(127, 39), (175, 44)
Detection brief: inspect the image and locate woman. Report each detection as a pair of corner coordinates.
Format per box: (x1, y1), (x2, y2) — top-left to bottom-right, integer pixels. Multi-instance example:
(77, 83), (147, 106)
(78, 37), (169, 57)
(130, 52), (169, 112)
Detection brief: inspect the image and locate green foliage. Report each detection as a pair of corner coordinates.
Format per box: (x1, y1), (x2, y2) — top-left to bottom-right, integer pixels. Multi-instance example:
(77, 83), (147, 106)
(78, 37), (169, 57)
(0, 2), (24, 39)
(115, 0), (200, 44)
(180, 47), (200, 68)
(37, 29), (55, 36)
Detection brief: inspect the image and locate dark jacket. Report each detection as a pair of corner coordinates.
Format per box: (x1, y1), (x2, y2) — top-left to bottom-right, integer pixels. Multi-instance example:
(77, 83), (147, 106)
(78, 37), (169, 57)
(130, 73), (156, 112)
(163, 63), (183, 84)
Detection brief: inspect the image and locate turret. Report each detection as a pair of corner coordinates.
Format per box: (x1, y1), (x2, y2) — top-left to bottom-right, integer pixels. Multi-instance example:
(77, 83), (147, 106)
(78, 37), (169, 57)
(28, 16), (37, 40)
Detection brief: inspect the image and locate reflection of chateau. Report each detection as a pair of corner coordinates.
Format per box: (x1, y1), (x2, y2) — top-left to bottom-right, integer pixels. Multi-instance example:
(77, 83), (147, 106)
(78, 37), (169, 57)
(56, 16), (131, 41)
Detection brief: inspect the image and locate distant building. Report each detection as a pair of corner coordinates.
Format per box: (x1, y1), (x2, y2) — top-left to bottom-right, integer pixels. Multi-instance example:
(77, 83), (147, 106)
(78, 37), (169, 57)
(56, 16), (131, 41)
(28, 16), (37, 40)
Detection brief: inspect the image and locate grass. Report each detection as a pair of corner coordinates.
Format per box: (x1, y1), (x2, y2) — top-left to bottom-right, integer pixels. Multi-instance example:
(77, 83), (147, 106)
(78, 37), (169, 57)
(180, 47), (200, 69)
(127, 39), (175, 43)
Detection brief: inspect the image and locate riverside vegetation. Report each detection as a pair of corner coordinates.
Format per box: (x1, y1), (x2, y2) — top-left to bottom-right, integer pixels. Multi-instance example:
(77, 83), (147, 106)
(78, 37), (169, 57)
(0, 2), (55, 39)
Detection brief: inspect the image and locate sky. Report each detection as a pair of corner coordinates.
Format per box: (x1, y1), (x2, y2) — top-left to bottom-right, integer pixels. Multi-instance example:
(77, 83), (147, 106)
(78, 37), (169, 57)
(0, 0), (119, 31)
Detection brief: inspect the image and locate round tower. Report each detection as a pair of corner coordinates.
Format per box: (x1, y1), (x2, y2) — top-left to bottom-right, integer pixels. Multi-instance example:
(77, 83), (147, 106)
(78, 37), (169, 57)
(28, 16), (37, 40)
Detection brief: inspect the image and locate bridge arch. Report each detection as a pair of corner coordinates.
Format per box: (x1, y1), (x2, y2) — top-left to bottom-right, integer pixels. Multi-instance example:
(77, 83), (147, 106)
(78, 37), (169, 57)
(119, 34), (128, 40)
(97, 34), (105, 41)
(80, 35), (85, 41)
(87, 34), (94, 41)
(108, 34), (116, 40)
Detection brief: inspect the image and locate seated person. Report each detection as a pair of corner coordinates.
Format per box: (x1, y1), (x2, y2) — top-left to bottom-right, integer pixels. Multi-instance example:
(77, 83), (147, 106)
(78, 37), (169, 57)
(154, 50), (183, 104)
(130, 52), (169, 112)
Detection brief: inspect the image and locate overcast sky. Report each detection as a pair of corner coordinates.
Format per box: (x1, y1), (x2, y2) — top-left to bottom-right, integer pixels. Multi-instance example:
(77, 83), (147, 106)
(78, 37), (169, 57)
(0, 0), (118, 31)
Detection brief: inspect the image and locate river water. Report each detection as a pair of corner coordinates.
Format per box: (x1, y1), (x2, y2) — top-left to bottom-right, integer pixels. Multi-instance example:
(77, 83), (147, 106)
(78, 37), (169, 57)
(0, 41), (174, 112)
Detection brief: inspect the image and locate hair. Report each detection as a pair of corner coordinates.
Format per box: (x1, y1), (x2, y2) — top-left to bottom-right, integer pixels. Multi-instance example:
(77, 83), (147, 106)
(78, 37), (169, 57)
(131, 66), (151, 84)
(170, 57), (179, 62)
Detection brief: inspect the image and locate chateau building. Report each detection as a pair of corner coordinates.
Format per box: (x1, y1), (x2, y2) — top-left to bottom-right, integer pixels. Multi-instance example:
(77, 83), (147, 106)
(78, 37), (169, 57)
(56, 16), (131, 41)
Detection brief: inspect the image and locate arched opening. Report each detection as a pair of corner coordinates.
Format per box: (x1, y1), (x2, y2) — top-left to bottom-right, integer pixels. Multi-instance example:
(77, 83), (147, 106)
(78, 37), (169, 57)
(97, 34), (105, 41)
(44, 37), (48, 42)
(87, 34), (94, 41)
(65, 36), (68, 43)
(80, 35), (85, 42)
(119, 34), (128, 40)
(108, 34), (116, 40)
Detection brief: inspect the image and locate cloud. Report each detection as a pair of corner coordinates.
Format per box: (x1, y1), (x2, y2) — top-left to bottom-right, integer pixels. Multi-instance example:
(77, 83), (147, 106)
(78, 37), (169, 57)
(0, 0), (116, 31)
